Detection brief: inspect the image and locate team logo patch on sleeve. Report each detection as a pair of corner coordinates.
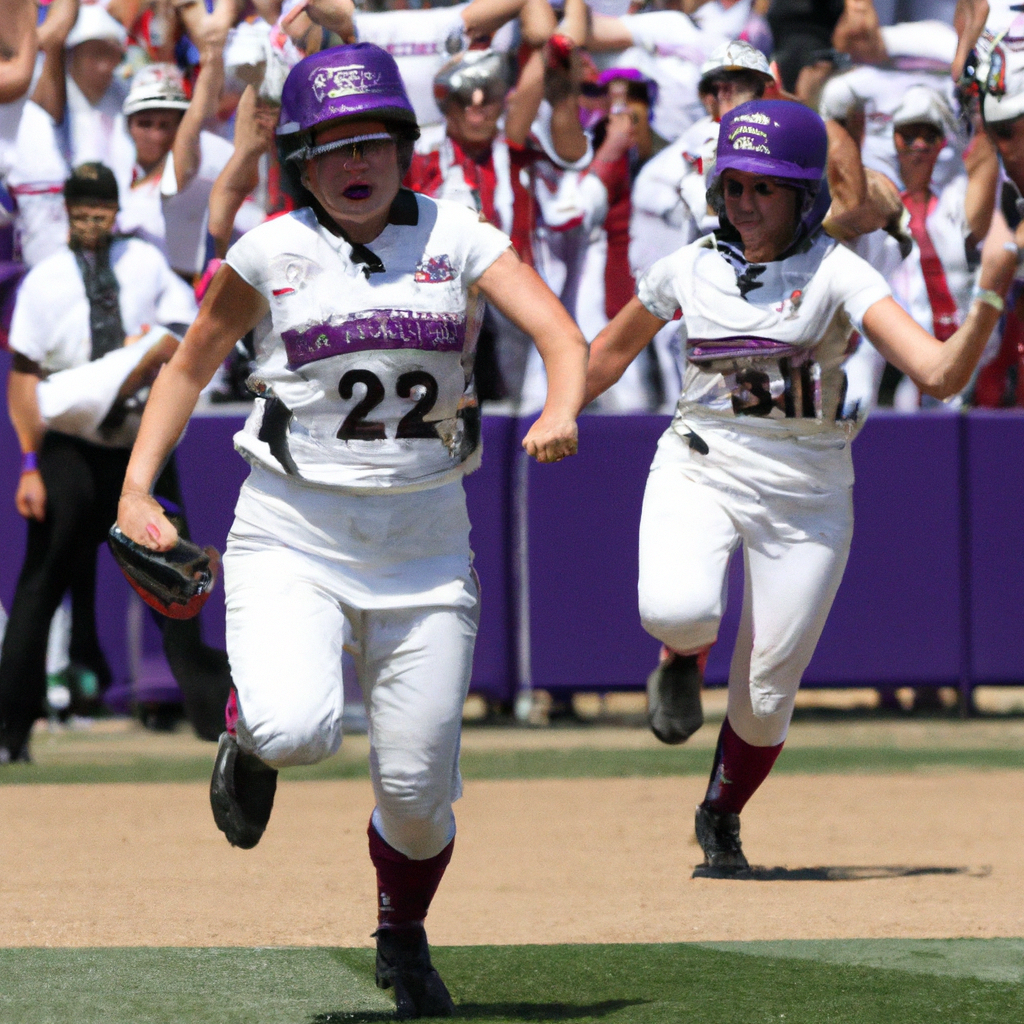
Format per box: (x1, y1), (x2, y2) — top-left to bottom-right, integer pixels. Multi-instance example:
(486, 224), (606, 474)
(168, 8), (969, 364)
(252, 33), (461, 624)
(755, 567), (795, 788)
(414, 255), (456, 283)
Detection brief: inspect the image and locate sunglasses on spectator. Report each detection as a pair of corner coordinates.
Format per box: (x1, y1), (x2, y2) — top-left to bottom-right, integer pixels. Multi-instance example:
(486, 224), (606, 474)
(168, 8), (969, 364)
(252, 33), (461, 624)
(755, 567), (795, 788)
(987, 116), (1024, 140)
(895, 124), (944, 146)
(68, 210), (117, 226)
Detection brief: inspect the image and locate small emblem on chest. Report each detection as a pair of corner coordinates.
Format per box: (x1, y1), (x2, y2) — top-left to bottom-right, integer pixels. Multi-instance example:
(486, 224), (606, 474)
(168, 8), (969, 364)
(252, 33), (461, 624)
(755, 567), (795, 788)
(775, 289), (803, 319)
(414, 254), (456, 283)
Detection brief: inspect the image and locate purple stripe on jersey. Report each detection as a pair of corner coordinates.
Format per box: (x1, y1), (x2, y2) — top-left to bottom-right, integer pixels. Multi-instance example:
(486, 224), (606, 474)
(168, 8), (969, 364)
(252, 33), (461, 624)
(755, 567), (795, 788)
(283, 310), (466, 369)
(688, 336), (803, 362)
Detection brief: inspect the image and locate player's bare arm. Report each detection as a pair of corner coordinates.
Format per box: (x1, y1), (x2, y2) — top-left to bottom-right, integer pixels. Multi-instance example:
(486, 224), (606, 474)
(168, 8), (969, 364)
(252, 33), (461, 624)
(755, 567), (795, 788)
(476, 250), (587, 463)
(171, 40), (225, 192)
(6, 355), (47, 522)
(208, 87), (278, 257)
(862, 220), (1017, 398)
(953, 0), (990, 82)
(964, 131), (999, 248)
(586, 299), (667, 406)
(585, 13), (633, 53)
(118, 268), (269, 552)
(31, 0), (79, 122)
(0, 0), (38, 105)
(464, 0), (555, 48)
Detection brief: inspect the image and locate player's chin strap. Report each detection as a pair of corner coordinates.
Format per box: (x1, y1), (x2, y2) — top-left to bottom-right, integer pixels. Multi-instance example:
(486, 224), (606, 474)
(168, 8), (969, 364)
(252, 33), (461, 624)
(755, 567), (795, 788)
(312, 188), (420, 279)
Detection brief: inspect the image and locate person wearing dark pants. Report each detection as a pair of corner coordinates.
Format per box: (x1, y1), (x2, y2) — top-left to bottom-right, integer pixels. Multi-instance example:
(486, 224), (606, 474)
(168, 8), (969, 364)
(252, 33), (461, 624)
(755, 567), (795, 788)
(0, 435), (231, 759)
(0, 162), (232, 763)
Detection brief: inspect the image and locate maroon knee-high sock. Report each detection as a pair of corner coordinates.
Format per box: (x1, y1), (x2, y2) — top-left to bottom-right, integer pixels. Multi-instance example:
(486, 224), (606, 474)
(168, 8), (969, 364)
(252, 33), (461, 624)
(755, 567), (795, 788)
(703, 717), (783, 815)
(368, 820), (454, 929)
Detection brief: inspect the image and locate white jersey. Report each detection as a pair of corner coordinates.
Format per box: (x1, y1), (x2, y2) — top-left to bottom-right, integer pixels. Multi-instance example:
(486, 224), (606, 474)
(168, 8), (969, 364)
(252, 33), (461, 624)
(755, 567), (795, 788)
(117, 131), (235, 276)
(354, 4), (514, 128)
(9, 238), (197, 447)
(636, 231), (891, 439)
(9, 238), (197, 375)
(629, 116), (718, 279)
(224, 193), (510, 493)
(8, 78), (135, 265)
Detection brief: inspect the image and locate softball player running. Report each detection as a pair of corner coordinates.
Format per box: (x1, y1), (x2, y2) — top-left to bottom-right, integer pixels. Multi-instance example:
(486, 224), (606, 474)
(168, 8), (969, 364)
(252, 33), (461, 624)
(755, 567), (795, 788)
(586, 99), (1013, 874)
(116, 43), (586, 1017)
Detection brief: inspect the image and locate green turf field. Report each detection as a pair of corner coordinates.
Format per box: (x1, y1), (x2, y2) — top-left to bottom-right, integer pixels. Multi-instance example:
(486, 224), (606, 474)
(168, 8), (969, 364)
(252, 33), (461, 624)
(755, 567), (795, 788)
(2, 940), (1021, 1024)
(0, 742), (1021, 785)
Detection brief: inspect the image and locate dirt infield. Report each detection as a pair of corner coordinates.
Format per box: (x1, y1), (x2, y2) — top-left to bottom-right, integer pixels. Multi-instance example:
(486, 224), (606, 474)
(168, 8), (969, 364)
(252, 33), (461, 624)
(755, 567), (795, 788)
(1, 762), (1021, 947)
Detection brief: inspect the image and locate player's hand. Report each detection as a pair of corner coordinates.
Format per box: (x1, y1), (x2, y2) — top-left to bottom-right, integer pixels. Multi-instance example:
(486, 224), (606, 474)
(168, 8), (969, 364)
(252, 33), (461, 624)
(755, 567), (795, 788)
(117, 490), (180, 552)
(522, 414), (579, 463)
(15, 470), (46, 521)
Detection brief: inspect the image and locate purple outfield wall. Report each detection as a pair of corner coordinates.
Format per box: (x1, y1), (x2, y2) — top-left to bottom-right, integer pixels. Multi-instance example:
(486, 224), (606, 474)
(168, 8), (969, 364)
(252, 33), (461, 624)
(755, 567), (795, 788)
(2, 359), (1022, 707)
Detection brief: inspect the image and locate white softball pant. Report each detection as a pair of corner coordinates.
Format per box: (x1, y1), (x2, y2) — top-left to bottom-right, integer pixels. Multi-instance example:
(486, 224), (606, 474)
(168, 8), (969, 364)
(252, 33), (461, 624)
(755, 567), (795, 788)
(223, 469), (478, 860)
(638, 424), (855, 747)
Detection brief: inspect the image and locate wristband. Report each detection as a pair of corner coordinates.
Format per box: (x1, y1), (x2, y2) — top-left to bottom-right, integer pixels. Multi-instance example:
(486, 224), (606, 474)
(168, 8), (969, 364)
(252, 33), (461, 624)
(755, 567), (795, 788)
(973, 288), (1005, 314)
(20, 451), (38, 474)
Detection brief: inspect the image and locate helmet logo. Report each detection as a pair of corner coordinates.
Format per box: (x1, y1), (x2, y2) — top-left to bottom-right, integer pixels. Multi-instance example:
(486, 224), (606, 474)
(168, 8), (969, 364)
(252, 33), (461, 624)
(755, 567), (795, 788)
(310, 65), (384, 103)
(733, 111), (771, 126)
(732, 133), (770, 154)
(729, 125), (768, 142)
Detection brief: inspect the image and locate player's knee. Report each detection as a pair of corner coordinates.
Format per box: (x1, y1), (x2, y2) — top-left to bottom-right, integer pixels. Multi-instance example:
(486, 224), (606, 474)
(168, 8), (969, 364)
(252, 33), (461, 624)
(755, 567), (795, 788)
(639, 601), (719, 653)
(375, 771), (454, 858)
(241, 704), (343, 768)
(638, 579), (722, 651)
(376, 808), (453, 861)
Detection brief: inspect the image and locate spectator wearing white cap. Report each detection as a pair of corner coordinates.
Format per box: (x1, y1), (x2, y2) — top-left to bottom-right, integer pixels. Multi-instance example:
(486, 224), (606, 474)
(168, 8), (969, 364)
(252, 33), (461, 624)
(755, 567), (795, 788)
(821, 8), (964, 192)
(7, 3), (134, 265)
(117, 47), (231, 280)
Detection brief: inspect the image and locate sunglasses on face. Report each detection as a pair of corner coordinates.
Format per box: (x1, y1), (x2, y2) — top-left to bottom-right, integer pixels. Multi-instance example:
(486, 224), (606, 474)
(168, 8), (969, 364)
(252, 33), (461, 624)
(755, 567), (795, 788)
(69, 211), (117, 226)
(307, 133), (396, 162)
(987, 116), (1024, 141)
(895, 125), (944, 146)
(724, 178), (792, 198)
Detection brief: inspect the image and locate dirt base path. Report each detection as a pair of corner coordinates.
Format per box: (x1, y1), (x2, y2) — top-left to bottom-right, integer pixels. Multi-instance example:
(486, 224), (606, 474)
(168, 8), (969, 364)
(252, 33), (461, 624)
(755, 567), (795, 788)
(1, 772), (1020, 947)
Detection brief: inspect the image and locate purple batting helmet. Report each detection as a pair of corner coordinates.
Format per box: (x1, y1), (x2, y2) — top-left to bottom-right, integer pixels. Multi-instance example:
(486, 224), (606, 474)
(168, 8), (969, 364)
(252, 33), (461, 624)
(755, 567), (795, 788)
(714, 99), (827, 184)
(707, 100), (829, 247)
(277, 43), (419, 140)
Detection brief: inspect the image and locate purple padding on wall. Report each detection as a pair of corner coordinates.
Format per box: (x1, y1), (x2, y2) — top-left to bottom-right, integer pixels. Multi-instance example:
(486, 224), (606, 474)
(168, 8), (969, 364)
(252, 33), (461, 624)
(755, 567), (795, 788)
(463, 415), (516, 701)
(145, 413), (517, 701)
(524, 415), (669, 690)
(523, 412), (963, 691)
(805, 411), (962, 684)
(2, 394), (516, 704)
(966, 410), (1024, 683)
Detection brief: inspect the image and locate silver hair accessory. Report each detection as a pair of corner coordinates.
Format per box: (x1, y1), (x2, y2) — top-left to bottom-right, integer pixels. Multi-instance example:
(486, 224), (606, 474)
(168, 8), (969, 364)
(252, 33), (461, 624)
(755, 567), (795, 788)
(287, 131), (395, 162)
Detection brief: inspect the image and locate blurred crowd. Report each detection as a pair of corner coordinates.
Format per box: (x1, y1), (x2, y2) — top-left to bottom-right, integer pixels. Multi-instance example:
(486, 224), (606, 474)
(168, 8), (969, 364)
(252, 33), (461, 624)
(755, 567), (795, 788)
(1, 0), (1023, 416)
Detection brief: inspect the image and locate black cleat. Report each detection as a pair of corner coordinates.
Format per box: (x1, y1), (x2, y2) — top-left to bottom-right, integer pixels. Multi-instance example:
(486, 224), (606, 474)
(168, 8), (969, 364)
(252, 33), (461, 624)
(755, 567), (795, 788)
(646, 653), (704, 744)
(209, 732), (278, 849)
(694, 801), (749, 875)
(375, 925), (455, 1019)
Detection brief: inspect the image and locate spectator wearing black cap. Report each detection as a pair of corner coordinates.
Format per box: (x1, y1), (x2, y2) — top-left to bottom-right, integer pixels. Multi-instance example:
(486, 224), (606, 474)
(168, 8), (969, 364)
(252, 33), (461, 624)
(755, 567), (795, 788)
(0, 163), (232, 764)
